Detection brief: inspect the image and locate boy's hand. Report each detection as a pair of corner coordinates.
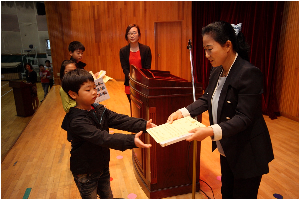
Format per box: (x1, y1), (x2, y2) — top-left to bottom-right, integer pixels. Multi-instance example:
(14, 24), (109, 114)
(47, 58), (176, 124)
(94, 72), (100, 79)
(134, 131), (152, 148)
(146, 119), (156, 129)
(167, 110), (183, 124)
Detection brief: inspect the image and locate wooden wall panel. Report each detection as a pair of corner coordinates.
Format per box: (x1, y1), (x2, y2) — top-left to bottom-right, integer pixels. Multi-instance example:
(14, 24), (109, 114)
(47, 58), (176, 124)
(276, 1), (299, 121)
(45, 1), (192, 85)
(45, 1), (72, 85)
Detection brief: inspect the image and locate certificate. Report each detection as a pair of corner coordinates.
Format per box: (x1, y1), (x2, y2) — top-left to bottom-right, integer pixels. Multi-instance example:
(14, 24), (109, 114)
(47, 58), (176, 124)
(146, 116), (206, 147)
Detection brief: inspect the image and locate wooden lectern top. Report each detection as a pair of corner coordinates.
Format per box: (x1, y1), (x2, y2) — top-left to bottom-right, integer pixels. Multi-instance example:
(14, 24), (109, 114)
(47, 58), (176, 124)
(130, 65), (199, 88)
(129, 65), (202, 97)
(9, 80), (32, 88)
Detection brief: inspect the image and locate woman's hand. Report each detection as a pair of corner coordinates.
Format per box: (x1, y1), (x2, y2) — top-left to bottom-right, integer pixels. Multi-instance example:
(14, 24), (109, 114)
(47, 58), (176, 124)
(134, 131), (152, 148)
(167, 110), (183, 124)
(186, 127), (214, 142)
(146, 119), (156, 129)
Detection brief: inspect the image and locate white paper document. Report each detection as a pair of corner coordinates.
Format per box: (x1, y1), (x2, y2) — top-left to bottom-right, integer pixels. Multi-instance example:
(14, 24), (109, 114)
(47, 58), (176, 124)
(94, 77), (110, 103)
(89, 70), (111, 103)
(146, 116), (206, 147)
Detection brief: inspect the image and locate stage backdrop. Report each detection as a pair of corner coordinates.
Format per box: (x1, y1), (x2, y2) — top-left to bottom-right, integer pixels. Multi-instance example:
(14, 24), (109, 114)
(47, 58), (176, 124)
(44, 1), (192, 85)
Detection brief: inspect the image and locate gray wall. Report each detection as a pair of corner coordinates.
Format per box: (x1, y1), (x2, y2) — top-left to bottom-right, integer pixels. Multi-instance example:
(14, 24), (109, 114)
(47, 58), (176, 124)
(1, 1), (51, 63)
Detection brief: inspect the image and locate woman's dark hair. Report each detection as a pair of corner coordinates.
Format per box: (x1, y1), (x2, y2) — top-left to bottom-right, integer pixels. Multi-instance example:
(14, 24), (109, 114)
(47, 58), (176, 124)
(202, 21), (250, 61)
(125, 24), (141, 41)
(24, 63), (33, 70)
(62, 68), (94, 96)
(60, 60), (76, 80)
(68, 41), (85, 52)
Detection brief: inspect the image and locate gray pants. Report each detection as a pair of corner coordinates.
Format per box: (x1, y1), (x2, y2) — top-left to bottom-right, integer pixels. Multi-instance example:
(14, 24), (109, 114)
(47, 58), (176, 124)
(73, 168), (113, 199)
(41, 83), (49, 98)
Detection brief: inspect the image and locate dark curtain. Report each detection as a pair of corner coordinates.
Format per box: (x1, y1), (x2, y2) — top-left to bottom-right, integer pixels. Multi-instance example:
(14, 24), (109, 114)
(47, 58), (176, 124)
(192, 1), (284, 119)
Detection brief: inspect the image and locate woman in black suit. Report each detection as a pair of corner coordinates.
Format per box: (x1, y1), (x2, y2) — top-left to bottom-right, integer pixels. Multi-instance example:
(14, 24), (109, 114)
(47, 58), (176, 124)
(119, 24), (152, 103)
(167, 21), (274, 198)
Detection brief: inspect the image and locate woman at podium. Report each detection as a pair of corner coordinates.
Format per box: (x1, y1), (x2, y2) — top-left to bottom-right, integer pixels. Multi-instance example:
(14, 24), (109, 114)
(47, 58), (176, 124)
(167, 21), (274, 198)
(119, 24), (152, 103)
(25, 63), (39, 111)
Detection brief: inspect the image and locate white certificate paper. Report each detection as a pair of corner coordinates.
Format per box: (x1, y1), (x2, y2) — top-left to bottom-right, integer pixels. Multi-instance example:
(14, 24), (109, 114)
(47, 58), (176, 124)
(146, 116), (206, 147)
(94, 78), (110, 103)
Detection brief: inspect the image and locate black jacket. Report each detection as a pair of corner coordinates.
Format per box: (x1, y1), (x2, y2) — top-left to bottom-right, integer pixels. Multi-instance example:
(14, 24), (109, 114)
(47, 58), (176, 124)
(25, 70), (37, 84)
(70, 56), (86, 69)
(119, 43), (152, 86)
(61, 103), (147, 174)
(186, 55), (274, 179)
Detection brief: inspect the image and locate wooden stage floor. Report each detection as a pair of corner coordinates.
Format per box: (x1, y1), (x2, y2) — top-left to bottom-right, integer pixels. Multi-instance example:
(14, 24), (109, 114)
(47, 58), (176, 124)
(1, 80), (299, 199)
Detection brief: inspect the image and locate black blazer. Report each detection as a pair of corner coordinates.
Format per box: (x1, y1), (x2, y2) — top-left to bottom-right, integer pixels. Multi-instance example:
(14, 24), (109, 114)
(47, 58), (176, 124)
(119, 43), (152, 86)
(186, 55), (274, 179)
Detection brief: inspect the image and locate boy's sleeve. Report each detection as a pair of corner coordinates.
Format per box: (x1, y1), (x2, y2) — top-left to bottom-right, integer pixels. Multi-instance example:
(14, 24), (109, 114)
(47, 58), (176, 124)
(106, 109), (147, 133)
(70, 117), (137, 151)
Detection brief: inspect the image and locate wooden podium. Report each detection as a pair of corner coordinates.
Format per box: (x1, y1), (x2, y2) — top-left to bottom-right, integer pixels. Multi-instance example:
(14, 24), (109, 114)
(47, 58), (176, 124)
(129, 65), (203, 198)
(9, 80), (34, 117)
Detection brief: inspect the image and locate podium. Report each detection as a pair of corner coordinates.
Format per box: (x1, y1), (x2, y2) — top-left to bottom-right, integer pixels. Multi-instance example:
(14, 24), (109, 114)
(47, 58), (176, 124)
(9, 80), (34, 117)
(129, 65), (203, 198)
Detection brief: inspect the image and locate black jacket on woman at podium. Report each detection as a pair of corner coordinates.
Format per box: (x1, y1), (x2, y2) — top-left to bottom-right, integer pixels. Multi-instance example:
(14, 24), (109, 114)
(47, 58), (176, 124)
(119, 43), (152, 86)
(185, 55), (274, 179)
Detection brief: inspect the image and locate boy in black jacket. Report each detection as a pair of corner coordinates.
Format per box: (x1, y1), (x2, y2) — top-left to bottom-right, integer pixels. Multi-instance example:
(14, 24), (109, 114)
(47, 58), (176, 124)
(68, 41), (87, 69)
(61, 69), (155, 198)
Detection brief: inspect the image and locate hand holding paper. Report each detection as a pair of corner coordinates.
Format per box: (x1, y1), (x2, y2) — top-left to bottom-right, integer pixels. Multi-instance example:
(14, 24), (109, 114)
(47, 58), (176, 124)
(167, 110), (183, 124)
(90, 70), (113, 83)
(186, 127), (214, 142)
(147, 116), (206, 147)
(146, 119), (157, 129)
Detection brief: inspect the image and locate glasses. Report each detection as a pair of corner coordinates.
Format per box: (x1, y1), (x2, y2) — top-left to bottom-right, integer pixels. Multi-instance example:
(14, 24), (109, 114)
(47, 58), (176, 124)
(127, 32), (138, 36)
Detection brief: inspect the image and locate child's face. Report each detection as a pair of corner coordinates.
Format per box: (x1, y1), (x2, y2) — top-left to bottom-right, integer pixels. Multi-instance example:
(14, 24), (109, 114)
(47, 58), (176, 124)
(39, 66), (45, 71)
(26, 65), (31, 71)
(45, 62), (51, 67)
(71, 80), (97, 110)
(64, 63), (76, 75)
(69, 49), (84, 62)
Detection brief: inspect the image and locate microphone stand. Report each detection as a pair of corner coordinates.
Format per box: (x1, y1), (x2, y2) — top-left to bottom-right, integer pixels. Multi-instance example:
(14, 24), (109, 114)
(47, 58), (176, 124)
(187, 39), (197, 199)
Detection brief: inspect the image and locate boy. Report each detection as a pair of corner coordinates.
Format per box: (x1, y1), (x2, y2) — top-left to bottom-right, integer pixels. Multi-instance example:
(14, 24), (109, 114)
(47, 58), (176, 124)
(68, 41), (86, 69)
(44, 60), (53, 89)
(61, 69), (155, 198)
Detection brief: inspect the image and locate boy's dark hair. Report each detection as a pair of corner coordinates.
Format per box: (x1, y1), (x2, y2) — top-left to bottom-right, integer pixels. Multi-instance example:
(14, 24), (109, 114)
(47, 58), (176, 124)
(62, 69), (94, 97)
(125, 24), (141, 41)
(45, 60), (51, 64)
(60, 60), (76, 80)
(68, 41), (85, 52)
(39, 64), (44, 68)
